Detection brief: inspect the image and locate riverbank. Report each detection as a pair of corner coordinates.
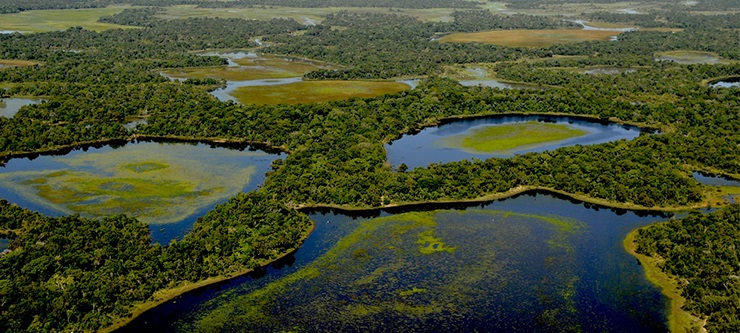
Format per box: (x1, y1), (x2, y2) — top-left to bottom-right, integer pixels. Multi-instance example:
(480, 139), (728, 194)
(298, 185), (720, 214)
(101, 219), (315, 333)
(623, 227), (706, 333)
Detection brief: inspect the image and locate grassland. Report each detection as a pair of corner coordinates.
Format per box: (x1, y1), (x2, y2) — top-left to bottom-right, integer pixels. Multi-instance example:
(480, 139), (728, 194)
(440, 122), (588, 153)
(231, 80), (409, 105)
(439, 29), (619, 47)
(162, 54), (332, 81)
(0, 59), (40, 68)
(0, 7), (139, 33)
(158, 5), (458, 24)
(624, 229), (706, 333)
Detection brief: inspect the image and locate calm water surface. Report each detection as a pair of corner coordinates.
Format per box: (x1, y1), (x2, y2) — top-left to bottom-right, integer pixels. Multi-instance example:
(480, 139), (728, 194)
(709, 77), (740, 88)
(117, 192), (670, 333)
(0, 140), (284, 244)
(0, 98), (41, 118)
(386, 115), (647, 169)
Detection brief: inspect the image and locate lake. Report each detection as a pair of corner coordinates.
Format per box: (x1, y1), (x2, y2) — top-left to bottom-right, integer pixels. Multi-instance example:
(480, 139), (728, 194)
(116, 191), (670, 333)
(0, 140), (284, 244)
(709, 77), (740, 88)
(386, 115), (647, 169)
(0, 98), (41, 118)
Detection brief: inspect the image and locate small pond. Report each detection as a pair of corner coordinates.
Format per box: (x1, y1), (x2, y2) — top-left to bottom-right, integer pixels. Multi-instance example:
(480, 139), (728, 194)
(117, 191), (670, 332)
(709, 77), (740, 88)
(0, 238), (9, 251)
(581, 67), (637, 75)
(0, 140), (285, 244)
(386, 115), (646, 169)
(693, 172), (740, 187)
(0, 98), (41, 118)
(459, 79), (533, 89)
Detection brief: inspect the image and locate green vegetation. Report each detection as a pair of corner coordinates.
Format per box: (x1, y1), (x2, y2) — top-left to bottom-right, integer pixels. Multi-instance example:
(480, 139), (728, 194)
(634, 204), (740, 332)
(440, 121), (589, 153)
(190, 209), (583, 332)
(0, 144), (260, 224)
(0, 8), (138, 32)
(161, 54), (332, 81)
(230, 80), (410, 105)
(654, 50), (731, 64)
(0, 1), (739, 332)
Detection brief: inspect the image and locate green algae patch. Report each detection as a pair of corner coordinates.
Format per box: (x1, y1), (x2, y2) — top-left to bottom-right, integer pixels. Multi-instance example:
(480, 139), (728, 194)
(416, 230), (456, 254)
(231, 81), (410, 105)
(440, 121), (588, 154)
(188, 209), (586, 332)
(0, 143), (269, 224)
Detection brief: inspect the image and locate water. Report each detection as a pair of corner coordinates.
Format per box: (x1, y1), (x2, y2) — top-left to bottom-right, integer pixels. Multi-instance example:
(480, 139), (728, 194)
(459, 79), (532, 89)
(0, 140), (285, 244)
(571, 20), (634, 32)
(386, 115), (647, 169)
(582, 67), (637, 75)
(117, 192), (670, 332)
(209, 77), (302, 103)
(0, 98), (41, 118)
(692, 172), (740, 187)
(0, 238), (9, 251)
(709, 77), (740, 88)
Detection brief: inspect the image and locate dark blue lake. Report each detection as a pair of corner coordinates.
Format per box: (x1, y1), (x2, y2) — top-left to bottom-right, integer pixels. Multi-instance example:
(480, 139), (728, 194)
(386, 115), (647, 169)
(117, 191), (670, 333)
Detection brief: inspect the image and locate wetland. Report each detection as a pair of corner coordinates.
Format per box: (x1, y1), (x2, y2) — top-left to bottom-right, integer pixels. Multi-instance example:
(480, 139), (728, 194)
(119, 192), (670, 333)
(0, 140), (284, 243)
(386, 115), (646, 169)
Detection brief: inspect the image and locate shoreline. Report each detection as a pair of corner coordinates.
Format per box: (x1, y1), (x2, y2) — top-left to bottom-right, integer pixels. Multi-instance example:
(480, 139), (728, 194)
(101, 219), (315, 333)
(623, 227), (707, 333)
(297, 185), (718, 214)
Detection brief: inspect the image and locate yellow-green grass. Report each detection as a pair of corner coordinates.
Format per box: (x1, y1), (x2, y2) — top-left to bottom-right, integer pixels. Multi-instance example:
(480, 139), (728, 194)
(654, 50), (732, 64)
(158, 5), (458, 23)
(162, 54), (331, 81)
(439, 29), (620, 47)
(491, 2), (667, 17)
(624, 228), (706, 333)
(231, 80), (409, 105)
(0, 59), (40, 67)
(440, 121), (587, 154)
(0, 7), (140, 33)
(583, 21), (634, 29)
(0, 144), (262, 224)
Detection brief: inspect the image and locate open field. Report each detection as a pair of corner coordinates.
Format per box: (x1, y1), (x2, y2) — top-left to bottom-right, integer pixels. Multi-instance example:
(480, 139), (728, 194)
(0, 7), (139, 33)
(441, 122), (588, 153)
(231, 80), (409, 105)
(159, 5), (459, 24)
(439, 29), (619, 47)
(0, 59), (40, 68)
(162, 54), (332, 81)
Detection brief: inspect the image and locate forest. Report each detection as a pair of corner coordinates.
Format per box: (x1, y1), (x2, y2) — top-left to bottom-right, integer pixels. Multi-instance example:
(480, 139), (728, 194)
(0, 0), (739, 332)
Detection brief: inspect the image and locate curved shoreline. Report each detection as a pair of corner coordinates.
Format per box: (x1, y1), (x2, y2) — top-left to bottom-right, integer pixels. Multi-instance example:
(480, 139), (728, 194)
(0, 134), (290, 165)
(297, 185), (716, 214)
(102, 220), (316, 333)
(623, 227), (706, 333)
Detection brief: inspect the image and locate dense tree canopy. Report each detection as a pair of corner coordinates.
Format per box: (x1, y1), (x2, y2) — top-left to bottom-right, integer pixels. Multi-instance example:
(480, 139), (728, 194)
(0, 3), (738, 332)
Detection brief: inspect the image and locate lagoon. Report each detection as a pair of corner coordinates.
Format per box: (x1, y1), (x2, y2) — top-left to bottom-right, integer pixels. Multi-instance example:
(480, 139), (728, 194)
(709, 77), (740, 88)
(386, 115), (646, 169)
(0, 140), (284, 244)
(0, 98), (41, 118)
(117, 191), (670, 332)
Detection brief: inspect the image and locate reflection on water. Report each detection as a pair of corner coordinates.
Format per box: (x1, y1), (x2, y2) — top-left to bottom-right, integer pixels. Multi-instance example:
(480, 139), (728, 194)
(0, 98), (41, 118)
(117, 192), (670, 333)
(386, 115), (646, 169)
(693, 172), (740, 187)
(0, 140), (284, 244)
(709, 77), (740, 88)
(459, 79), (532, 89)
